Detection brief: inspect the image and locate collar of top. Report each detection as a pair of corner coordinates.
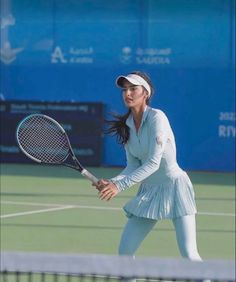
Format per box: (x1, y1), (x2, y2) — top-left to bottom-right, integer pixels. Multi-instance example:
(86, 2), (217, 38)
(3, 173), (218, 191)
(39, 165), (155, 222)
(126, 106), (150, 129)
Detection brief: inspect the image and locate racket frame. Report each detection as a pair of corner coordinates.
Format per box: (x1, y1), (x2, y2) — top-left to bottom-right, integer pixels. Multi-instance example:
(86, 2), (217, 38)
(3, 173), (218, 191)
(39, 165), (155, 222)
(16, 114), (99, 185)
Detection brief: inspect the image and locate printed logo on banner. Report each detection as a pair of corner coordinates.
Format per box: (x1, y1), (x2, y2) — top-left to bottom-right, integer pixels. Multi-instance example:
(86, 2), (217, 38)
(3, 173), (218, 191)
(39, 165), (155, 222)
(120, 46), (171, 65)
(218, 112), (236, 138)
(0, 0), (24, 65)
(120, 47), (132, 64)
(51, 46), (94, 64)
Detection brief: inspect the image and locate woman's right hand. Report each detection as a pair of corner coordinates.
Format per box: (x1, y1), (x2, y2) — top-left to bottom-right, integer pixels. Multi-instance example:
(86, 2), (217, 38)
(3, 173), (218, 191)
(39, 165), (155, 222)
(92, 179), (109, 191)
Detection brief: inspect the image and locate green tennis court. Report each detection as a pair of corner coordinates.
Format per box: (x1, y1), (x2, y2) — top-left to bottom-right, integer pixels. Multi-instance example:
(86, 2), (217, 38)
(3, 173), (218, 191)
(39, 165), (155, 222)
(1, 164), (235, 259)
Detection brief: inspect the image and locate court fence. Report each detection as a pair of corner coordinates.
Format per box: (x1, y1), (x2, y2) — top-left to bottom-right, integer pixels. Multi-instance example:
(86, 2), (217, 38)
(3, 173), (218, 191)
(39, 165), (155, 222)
(0, 251), (235, 281)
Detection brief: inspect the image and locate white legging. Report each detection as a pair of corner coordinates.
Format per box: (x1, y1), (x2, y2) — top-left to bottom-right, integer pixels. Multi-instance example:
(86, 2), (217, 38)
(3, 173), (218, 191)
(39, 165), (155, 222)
(119, 214), (202, 261)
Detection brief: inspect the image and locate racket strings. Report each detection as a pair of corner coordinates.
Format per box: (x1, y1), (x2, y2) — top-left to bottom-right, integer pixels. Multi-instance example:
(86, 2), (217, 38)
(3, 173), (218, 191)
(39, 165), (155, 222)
(18, 115), (69, 163)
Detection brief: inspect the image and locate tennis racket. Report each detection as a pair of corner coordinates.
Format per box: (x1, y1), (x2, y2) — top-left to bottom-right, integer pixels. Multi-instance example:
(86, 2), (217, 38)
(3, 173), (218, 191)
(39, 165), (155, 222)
(16, 114), (99, 185)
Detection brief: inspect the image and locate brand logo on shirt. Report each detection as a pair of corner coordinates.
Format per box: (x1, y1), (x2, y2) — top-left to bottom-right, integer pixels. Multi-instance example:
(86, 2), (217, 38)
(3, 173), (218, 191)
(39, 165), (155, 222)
(156, 136), (163, 147)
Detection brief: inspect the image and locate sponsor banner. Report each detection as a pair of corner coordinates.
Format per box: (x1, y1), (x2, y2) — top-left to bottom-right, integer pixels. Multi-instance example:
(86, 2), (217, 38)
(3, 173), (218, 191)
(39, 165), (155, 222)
(0, 101), (104, 166)
(1, 0), (231, 67)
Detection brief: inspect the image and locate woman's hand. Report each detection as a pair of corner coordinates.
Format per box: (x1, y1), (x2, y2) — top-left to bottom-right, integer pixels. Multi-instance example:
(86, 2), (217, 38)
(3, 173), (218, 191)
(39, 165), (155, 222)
(98, 181), (119, 201)
(92, 179), (109, 191)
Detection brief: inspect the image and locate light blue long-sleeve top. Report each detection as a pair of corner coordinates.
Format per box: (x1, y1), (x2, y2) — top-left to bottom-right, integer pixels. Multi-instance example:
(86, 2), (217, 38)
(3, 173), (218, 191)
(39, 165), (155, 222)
(110, 106), (196, 220)
(111, 106), (179, 190)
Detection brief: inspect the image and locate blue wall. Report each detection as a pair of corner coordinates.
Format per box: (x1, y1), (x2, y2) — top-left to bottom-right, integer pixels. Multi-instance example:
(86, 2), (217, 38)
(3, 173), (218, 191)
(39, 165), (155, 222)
(0, 0), (235, 171)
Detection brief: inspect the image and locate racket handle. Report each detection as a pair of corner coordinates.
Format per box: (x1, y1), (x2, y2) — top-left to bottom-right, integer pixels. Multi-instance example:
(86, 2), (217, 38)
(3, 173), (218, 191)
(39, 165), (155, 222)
(81, 169), (99, 184)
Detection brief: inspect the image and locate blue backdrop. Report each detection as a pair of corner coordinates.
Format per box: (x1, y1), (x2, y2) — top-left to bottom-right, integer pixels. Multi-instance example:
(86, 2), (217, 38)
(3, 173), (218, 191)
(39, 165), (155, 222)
(0, 0), (235, 172)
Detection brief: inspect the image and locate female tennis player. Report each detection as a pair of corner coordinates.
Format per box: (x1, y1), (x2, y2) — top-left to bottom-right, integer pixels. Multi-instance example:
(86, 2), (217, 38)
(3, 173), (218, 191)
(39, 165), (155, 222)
(95, 71), (202, 261)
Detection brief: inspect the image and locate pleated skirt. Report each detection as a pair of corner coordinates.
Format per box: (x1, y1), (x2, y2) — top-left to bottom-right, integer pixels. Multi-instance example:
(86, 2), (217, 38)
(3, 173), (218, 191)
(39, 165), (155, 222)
(123, 170), (197, 220)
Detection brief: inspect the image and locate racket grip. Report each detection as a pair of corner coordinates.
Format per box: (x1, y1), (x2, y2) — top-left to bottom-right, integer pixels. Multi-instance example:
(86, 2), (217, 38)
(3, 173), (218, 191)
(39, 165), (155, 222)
(81, 169), (99, 184)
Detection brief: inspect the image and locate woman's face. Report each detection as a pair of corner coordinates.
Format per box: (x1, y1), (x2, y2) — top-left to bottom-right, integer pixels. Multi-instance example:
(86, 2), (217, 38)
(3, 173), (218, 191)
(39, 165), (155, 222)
(121, 81), (148, 108)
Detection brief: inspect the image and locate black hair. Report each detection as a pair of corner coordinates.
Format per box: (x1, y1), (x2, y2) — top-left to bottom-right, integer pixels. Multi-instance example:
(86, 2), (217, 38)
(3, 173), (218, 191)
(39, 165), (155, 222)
(104, 71), (154, 145)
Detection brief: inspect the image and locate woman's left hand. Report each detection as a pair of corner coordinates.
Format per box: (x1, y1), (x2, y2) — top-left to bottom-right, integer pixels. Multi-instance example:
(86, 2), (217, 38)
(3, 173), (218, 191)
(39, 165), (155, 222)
(99, 181), (119, 201)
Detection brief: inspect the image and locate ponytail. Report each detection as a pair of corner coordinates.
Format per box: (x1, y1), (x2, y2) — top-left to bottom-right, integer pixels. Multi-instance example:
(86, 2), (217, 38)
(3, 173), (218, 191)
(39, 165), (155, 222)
(104, 109), (131, 145)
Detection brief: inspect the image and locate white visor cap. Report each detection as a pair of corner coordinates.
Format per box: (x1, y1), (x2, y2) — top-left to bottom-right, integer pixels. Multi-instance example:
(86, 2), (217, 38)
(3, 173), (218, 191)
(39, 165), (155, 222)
(116, 74), (151, 97)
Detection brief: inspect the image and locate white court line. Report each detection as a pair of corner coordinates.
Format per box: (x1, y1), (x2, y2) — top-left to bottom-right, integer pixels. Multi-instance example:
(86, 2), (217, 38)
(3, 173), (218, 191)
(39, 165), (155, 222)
(1, 200), (121, 211)
(1, 205), (74, 219)
(2, 200), (63, 207)
(1, 201), (235, 217)
(198, 211), (235, 217)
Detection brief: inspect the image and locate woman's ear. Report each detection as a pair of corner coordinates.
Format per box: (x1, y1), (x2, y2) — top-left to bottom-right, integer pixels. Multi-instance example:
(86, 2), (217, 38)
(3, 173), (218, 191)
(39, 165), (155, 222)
(145, 92), (149, 100)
